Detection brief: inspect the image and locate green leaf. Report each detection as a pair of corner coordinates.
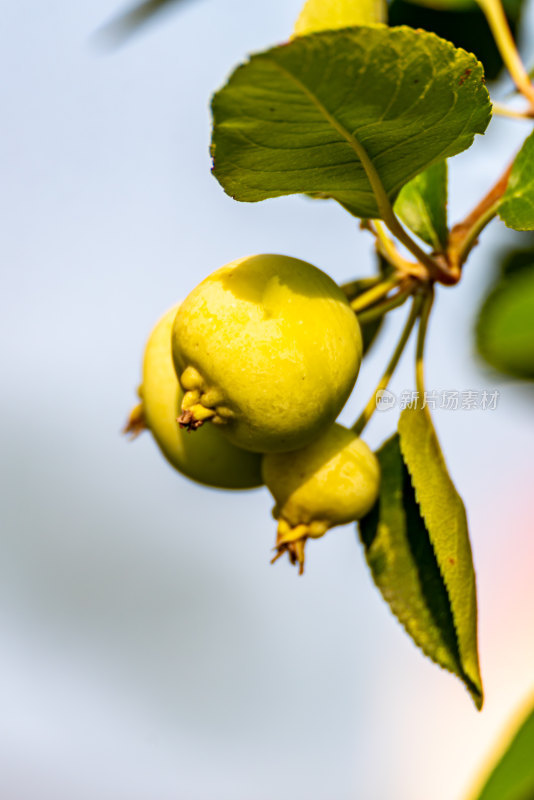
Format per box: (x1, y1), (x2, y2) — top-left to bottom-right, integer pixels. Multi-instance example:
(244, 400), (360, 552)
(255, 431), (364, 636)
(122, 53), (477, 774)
(294, 0), (386, 35)
(476, 261), (534, 379)
(397, 405), (483, 708)
(389, 0), (525, 81)
(498, 131), (534, 231)
(211, 27), (491, 220)
(471, 696), (534, 800)
(395, 161), (448, 250)
(359, 432), (482, 708)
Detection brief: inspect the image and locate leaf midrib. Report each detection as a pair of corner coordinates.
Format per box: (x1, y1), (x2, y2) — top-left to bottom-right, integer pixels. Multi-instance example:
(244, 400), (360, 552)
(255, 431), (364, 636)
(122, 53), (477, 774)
(263, 55), (389, 216)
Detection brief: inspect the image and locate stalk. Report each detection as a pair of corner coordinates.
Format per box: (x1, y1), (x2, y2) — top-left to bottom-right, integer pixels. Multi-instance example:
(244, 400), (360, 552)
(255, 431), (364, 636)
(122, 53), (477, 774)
(352, 295), (424, 436)
(415, 289), (434, 400)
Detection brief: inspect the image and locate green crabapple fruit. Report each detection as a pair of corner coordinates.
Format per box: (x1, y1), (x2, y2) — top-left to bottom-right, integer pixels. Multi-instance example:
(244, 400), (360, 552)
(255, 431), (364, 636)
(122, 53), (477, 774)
(125, 305), (263, 489)
(172, 254), (363, 453)
(262, 424), (380, 573)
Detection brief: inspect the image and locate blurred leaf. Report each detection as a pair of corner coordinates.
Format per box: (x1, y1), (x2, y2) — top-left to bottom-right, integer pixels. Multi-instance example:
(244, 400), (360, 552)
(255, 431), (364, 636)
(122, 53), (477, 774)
(211, 27), (491, 220)
(294, 0), (386, 36)
(475, 236), (534, 379)
(476, 262), (534, 379)
(98, 0), (196, 42)
(395, 161), (448, 250)
(359, 433), (481, 705)
(470, 696), (534, 800)
(500, 235), (534, 275)
(398, 406), (483, 708)
(499, 131), (534, 231)
(389, 0), (523, 80)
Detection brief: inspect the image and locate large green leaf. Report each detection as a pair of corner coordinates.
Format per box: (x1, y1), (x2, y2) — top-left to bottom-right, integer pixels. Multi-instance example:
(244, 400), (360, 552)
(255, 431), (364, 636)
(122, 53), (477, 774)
(471, 697), (534, 800)
(389, 0), (524, 81)
(211, 27), (491, 220)
(294, 0), (386, 35)
(398, 406), (483, 708)
(395, 161), (448, 250)
(476, 261), (534, 379)
(498, 131), (534, 231)
(359, 433), (482, 707)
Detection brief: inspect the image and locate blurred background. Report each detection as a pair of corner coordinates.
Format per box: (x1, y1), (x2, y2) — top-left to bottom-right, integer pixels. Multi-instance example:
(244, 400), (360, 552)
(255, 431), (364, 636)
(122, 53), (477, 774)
(1, 1), (533, 798)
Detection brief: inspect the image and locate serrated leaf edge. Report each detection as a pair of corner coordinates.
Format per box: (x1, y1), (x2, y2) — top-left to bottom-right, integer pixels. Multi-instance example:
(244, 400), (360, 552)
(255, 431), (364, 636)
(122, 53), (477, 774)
(398, 415), (483, 709)
(359, 468), (479, 706)
(211, 26), (491, 216)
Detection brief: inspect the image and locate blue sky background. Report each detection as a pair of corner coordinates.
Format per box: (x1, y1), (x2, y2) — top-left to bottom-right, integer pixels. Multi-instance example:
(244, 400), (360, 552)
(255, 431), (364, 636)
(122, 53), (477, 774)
(1, 1), (534, 798)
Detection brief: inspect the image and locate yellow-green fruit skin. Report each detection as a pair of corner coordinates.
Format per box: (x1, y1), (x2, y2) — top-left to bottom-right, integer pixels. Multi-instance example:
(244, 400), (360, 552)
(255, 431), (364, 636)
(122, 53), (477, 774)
(141, 306), (263, 489)
(172, 255), (363, 453)
(262, 424), (380, 532)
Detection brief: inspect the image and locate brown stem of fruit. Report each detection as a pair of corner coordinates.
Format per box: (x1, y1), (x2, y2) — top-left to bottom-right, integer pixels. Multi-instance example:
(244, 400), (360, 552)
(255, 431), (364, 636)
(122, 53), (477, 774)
(448, 162), (513, 269)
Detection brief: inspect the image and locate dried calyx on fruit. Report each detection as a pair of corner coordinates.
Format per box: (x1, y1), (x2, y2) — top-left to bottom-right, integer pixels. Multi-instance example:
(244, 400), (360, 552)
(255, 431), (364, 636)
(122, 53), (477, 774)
(262, 424), (380, 573)
(172, 254), (362, 453)
(124, 305), (263, 489)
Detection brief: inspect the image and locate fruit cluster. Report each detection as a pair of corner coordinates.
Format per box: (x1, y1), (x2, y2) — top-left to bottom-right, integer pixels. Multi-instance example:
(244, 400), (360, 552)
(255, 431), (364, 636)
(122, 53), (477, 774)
(126, 254), (380, 573)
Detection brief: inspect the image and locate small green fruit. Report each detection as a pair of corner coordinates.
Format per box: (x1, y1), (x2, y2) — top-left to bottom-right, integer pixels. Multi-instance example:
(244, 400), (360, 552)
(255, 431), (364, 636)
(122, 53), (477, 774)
(125, 306), (263, 489)
(172, 254), (362, 453)
(262, 424), (380, 572)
